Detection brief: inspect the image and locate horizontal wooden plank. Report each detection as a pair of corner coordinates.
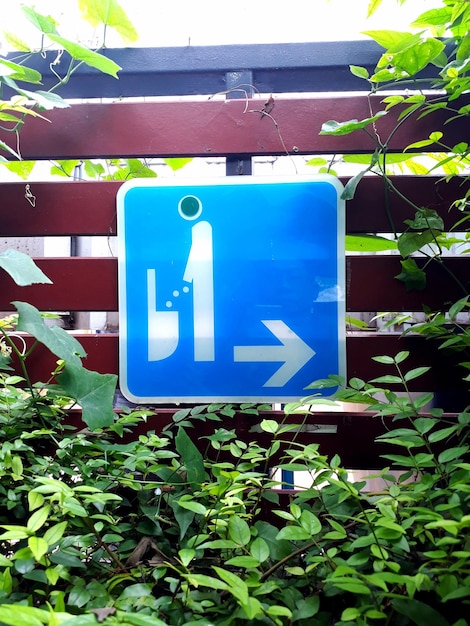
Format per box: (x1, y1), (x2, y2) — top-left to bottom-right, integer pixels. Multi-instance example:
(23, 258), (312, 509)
(0, 176), (462, 237)
(2, 258), (118, 311)
(14, 333), (469, 400)
(347, 175), (465, 234)
(346, 256), (468, 311)
(1, 256), (467, 313)
(5, 96), (466, 160)
(8, 41), (425, 99)
(0, 181), (120, 237)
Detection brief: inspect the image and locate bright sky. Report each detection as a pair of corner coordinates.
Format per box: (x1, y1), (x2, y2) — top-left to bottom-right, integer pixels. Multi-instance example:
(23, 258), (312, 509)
(2, 0), (441, 50)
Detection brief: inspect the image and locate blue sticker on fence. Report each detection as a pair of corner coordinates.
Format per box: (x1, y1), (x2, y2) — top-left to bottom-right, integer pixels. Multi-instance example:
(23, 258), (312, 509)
(117, 176), (345, 403)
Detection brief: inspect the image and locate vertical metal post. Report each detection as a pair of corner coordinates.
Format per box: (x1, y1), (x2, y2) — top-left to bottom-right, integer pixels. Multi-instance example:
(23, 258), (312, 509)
(225, 71), (253, 176)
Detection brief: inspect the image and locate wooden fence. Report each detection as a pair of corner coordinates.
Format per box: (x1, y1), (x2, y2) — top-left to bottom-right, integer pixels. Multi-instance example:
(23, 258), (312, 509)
(1, 44), (468, 468)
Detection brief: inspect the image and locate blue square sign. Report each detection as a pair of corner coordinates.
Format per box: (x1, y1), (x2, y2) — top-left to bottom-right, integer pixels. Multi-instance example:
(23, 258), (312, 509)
(117, 176), (345, 403)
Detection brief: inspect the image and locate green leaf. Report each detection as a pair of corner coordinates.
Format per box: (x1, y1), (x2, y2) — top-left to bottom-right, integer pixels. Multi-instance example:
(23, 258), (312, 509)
(299, 509), (322, 535)
(291, 596), (320, 621)
(115, 613), (167, 626)
(0, 605), (50, 626)
(306, 157), (328, 167)
(367, 0), (383, 18)
(57, 365), (117, 430)
(28, 536), (48, 561)
(11, 455), (23, 478)
(438, 446), (468, 464)
(2, 32), (31, 52)
(163, 158), (193, 171)
(28, 491), (44, 512)
(405, 138), (438, 151)
(363, 30), (422, 53)
(346, 234), (397, 252)
(228, 515), (251, 546)
(392, 598), (450, 626)
(371, 375), (402, 384)
(175, 426), (206, 484)
(63, 497), (88, 517)
(78, 0), (138, 43)
(413, 417), (436, 434)
(27, 505), (50, 533)
(346, 316), (369, 329)
(43, 522), (67, 546)
(405, 208), (444, 231)
(22, 6), (59, 34)
(276, 526), (311, 541)
(398, 230), (437, 257)
(329, 579), (371, 594)
(0, 161), (36, 180)
(404, 366), (430, 382)
(394, 351), (409, 364)
(449, 296), (469, 319)
(14, 302), (85, 366)
(342, 608), (361, 621)
(372, 355), (395, 364)
(428, 425), (459, 443)
(392, 39), (445, 76)
(176, 499), (207, 515)
(170, 498), (194, 540)
(0, 250), (52, 286)
(441, 587), (470, 602)
(411, 8), (453, 29)
(47, 35), (121, 78)
(198, 539), (238, 550)
(395, 258), (426, 291)
(0, 139), (21, 160)
(341, 168), (370, 200)
(0, 527), (30, 540)
(0, 59), (42, 84)
(320, 111), (387, 135)
(376, 518), (405, 534)
(350, 65), (369, 80)
(16, 89), (70, 111)
(343, 152), (416, 165)
(213, 567), (249, 606)
(260, 419), (279, 433)
(50, 160), (81, 178)
(266, 606), (292, 618)
(186, 573), (228, 591)
(225, 556), (260, 568)
(250, 537), (270, 563)
(178, 548), (195, 567)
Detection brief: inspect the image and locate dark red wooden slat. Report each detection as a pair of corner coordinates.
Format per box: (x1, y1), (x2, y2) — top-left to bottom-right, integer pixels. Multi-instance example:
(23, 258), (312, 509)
(4, 96), (466, 160)
(347, 256), (468, 311)
(0, 176), (463, 237)
(347, 175), (465, 234)
(0, 181), (120, 237)
(1, 256), (467, 312)
(1, 258), (118, 311)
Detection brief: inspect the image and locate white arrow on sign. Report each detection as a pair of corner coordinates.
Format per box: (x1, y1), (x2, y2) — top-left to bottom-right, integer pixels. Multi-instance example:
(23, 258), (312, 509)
(233, 320), (316, 387)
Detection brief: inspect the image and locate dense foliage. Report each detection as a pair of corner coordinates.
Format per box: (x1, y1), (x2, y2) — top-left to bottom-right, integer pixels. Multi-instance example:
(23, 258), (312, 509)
(0, 345), (468, 625)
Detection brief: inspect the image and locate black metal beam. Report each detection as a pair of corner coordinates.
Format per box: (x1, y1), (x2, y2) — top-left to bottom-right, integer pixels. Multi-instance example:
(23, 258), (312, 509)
(5, 40), (439, 99)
